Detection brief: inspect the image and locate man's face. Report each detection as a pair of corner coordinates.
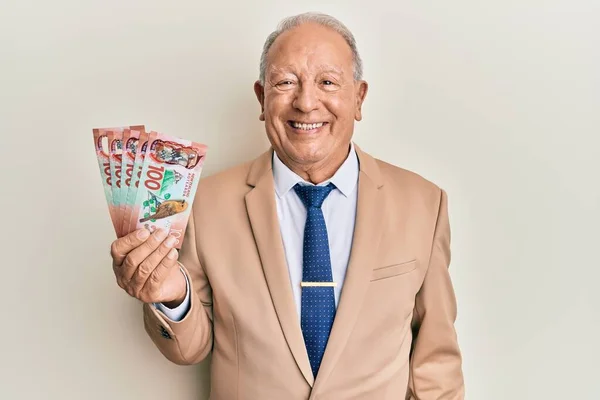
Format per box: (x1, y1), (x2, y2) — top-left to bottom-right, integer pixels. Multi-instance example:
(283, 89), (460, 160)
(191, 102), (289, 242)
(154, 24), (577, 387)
(254, 22), (368, 171)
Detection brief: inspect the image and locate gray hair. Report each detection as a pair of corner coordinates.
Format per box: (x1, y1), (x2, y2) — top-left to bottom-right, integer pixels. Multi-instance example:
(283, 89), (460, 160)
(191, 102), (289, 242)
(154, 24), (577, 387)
(258, 12), (363, 85)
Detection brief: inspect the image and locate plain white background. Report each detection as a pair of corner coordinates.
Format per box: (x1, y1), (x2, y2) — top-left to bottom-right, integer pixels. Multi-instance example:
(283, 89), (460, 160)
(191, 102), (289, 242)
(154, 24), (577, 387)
(1, 1), (598, 399)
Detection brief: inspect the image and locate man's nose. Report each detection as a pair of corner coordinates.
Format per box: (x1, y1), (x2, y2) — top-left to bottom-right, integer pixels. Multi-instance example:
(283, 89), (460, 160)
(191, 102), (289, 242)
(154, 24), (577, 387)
(292, 83), (319, 113)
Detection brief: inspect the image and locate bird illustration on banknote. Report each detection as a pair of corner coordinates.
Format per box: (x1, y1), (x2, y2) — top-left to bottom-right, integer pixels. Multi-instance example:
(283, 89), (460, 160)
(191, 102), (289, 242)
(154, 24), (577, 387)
(139, 196), (188, 223)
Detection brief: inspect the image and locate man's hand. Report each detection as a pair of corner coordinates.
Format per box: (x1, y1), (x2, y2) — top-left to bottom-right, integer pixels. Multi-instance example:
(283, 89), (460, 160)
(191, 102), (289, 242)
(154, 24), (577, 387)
(110, 228), (186, 308)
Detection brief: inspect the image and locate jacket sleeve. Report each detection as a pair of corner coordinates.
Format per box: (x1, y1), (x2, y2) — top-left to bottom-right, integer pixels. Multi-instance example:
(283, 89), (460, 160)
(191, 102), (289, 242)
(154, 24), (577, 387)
(142, 209), (214, 365)
(406, 189), (465, 399)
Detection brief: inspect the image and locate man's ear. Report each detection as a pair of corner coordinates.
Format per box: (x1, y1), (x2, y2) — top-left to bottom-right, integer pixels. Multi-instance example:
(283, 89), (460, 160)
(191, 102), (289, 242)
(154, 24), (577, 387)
(254, 80), (265, 121)
(354, 80), (369, 121)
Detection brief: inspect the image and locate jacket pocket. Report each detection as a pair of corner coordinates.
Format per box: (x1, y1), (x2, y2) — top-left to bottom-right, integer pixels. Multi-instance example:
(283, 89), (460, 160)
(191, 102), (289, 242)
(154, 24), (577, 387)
(370, 259), (417, 281)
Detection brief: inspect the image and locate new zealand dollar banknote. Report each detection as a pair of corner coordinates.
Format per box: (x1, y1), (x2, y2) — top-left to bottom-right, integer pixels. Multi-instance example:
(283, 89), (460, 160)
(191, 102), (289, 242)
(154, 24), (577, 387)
(127, 132), (207, 248)
(93, 126), (207, 247)
(92, 125), (144, 236)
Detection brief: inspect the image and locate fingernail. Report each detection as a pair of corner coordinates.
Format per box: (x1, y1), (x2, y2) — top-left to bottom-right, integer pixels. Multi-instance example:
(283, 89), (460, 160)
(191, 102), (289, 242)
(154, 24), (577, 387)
(167, 248), (178, 259)
(164, 235), (177, 248)
(137, 229), (150, 240)
(155, 229), (168, 240)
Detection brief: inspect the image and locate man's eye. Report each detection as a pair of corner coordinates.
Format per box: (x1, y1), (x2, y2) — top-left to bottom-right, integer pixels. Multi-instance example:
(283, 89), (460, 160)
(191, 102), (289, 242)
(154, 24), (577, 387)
(278, 81), (293, 86)
(322, 80), (333, 85)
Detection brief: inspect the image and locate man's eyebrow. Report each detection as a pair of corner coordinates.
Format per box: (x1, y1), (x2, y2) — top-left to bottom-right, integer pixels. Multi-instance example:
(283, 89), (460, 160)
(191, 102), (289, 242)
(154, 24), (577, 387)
(267, 65), (345, 79)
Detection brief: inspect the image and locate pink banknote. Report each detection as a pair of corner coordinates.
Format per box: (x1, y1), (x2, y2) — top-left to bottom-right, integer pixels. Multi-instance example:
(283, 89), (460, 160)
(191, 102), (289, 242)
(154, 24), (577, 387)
(120, 130), (149, 236)
(128, 132), (208, 248)
(120, 129), (141, 235)
(107, 129), (124, 235)
(92, 125), (144, 236)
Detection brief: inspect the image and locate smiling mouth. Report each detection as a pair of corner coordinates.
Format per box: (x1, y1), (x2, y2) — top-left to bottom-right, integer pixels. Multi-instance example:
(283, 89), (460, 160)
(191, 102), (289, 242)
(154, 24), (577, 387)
(287, 121), (328, 131)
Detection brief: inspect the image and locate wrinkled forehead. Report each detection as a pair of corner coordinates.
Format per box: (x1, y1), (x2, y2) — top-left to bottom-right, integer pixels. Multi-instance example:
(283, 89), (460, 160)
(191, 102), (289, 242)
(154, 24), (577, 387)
(266, 24), (353, 78)
(268, 62), (345, 78)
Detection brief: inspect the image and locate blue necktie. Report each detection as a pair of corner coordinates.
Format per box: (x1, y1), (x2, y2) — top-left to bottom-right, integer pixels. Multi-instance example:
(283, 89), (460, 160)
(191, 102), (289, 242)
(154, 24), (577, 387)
(294, 182), (336, 378)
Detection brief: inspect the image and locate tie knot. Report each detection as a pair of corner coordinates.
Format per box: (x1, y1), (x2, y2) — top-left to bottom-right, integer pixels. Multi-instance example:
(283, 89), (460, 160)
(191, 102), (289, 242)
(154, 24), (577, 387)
(294, 182), (335, 209)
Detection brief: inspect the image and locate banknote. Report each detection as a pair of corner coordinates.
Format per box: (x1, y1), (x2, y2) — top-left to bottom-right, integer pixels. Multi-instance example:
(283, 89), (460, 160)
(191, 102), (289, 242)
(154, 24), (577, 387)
(121, 130), (150, 236)
(92, 129), (118, 235)
(120, 129), (138, 209)
(107, 129), (124, 236)
(119, 128), (143, 235)
(92, 125), (144, 236)
(128, 132), (208, 248)
(129, 130), (150, 196)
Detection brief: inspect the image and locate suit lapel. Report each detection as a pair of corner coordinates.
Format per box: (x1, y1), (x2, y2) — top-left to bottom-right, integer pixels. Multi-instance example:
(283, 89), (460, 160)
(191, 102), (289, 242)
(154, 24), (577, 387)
(311, 145), (385, 394)
(244, 149), (315, 387)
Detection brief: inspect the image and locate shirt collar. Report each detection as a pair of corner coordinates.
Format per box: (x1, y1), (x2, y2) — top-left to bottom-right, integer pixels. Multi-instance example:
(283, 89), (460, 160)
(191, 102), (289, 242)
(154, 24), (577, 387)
(272, 142), (359, 198)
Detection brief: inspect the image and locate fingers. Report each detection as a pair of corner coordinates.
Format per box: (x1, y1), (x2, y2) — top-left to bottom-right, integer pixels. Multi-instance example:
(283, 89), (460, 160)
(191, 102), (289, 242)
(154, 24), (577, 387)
(118, 228), (169, 286)
(125, 231), (178, 298)
(110, 228), (151, 266)
(138, 248), (180, 303)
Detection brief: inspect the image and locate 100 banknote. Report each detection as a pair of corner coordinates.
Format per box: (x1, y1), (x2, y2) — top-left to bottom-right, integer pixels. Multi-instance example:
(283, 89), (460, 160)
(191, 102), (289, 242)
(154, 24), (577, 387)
(93, 126), (207, 248)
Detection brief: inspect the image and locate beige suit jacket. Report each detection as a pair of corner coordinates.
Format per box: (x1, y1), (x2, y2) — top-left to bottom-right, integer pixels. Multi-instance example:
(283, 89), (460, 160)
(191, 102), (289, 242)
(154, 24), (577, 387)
(143, 144), (465, 399)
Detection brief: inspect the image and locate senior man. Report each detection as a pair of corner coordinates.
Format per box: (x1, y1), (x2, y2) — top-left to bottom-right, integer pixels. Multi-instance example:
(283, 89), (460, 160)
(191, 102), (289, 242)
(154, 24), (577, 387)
(110, 12), (465, 400)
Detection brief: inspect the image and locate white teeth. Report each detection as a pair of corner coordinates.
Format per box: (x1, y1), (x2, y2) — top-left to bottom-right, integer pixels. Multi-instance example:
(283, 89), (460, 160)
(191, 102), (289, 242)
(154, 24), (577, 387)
(292, 122), (324, 130)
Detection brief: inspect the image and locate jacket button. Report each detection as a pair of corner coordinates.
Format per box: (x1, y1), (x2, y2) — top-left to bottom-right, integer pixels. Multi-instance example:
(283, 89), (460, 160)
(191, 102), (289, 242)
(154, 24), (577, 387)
(159, 326), (171, 340)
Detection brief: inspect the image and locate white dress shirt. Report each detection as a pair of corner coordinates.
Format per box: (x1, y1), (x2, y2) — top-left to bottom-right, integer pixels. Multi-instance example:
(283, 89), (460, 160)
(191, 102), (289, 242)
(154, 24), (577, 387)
(155, 144), (359, 322)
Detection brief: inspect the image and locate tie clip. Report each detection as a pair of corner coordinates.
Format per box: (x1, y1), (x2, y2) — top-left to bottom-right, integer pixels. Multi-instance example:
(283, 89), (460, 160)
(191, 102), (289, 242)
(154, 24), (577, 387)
(301, 281), (337, 287)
